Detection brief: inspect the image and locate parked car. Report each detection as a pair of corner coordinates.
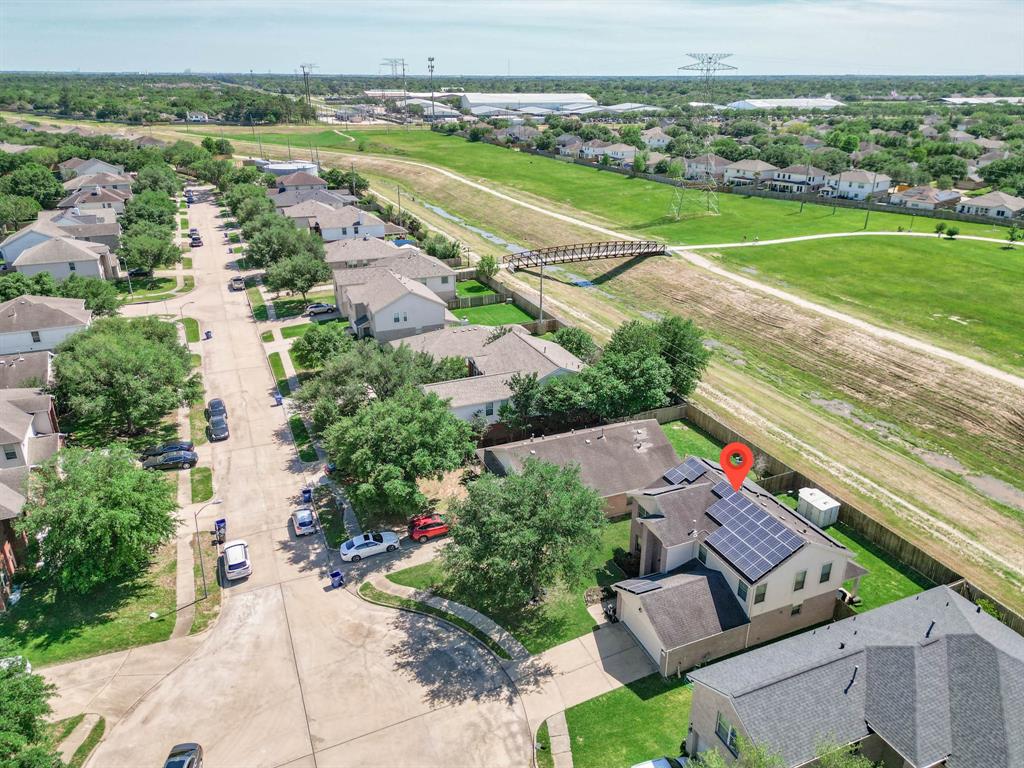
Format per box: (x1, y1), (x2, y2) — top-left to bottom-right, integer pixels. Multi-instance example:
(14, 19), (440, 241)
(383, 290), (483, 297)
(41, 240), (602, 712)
(189, 228), (199, 236)
(190, 236), (203, 248)
(229, 276), (246, 291)
(127, 267), (153, 278)
(306, 302), (336, 316)
(291, 507), (318, 536)
(208, 415), (229, 442)
(163, 743), (203, 768)
(630, 757), (687, 768)
(339, 531), (399, 562)
(141, 440), (195, 457)
(206, 398), (227, 419)
(142, 450), (198, 470)
(408, 513), (449, 543)
(222, 539), (252, 580)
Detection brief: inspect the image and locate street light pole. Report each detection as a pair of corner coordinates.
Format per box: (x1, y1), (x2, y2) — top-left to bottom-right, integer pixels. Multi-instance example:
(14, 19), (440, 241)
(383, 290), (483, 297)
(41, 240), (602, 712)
(179, 300), (195, 323)
(193, 499), (223, 600)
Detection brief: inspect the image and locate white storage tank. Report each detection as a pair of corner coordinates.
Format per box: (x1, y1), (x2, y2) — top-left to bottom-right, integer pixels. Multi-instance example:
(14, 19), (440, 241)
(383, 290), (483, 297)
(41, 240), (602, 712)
(262, 160), (319, 177)
(797, 487), (840, 527)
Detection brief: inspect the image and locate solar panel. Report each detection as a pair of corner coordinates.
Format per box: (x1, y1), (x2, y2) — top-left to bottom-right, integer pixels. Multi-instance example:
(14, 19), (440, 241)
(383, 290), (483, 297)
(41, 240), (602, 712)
(662, 457), (707, 486)
(712, 480), (736, 498)
(705, 494), (805, 582)
(622, 580), (662, 595)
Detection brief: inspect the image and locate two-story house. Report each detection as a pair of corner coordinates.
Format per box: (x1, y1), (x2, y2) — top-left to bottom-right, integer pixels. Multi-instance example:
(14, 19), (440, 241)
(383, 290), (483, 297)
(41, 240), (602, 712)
(0, 296), (92, 354)
(604, 143), (638, 165)
(766, 165), (829, 194)
(269, 187), (359, 211)
(823, 170), (891, 200)
(332, 251), (457, 304)
(57, 157), (125, 180)
(614, 456), (857, 677)
(282, 202), (388, 243)
(580, 139), (613, 160)
(723, 159), (779, 186)
(274, 171), (328, 193)
(342, 270), (450, 343)
(956, 190), (1024, 219)
(57, 186), (130, 214)
(62, 172), (133, 196)
(641, 127), (672, 150)
(685, 153), (731, 180)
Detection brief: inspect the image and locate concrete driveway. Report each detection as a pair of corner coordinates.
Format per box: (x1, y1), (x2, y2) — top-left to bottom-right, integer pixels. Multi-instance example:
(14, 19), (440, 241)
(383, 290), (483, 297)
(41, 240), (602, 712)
(45, 188), (532, 768)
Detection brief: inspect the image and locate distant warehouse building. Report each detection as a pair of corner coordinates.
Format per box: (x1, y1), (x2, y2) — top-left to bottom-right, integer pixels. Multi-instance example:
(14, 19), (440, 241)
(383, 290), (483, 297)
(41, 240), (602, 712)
(459, 92), (597, 110)
(726, 97), (845, 110)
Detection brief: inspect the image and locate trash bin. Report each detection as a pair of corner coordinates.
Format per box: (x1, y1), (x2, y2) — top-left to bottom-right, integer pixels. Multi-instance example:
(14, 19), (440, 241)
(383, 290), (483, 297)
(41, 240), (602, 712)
(330, 570), (345, 589)
(301, 487), (313, 504)
(204, 330), (213, 340)
(214, 518), (227, 544)
(273, 392), (283, 407)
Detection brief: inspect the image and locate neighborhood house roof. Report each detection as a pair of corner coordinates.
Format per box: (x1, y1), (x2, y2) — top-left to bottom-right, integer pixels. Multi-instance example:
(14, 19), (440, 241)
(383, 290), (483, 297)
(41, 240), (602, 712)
(0, 351), (52, 389)
(482, 419), (678, 499)
(270, 188), (358, 209)
(893, 186), (961, 205)
(324, 236), (406, 264)
(12, 237), (107, 267)
(62, 172), (132, 191)
(346, 270), (445, 314)
(726, 159), (779, 173)
(0, 295), (91, 334)
(276, 171), (326, 187)
(333, 252), (454, 285)
(58, 187), (130, 207)
(831, 170), (891, 185)
(777, 164), (828, 176)
(688, 586), (1024, 768)
(963, 190), (1024, 210)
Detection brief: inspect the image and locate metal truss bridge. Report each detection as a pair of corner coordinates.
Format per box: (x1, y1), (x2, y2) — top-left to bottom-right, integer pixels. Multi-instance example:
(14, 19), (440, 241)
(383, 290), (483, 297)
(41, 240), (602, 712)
(504, 240), (666, 271)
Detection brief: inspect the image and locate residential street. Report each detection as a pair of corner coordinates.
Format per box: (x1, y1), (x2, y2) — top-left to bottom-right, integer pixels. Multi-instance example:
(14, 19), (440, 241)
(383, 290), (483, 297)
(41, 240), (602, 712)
(41, 189), (533, 768)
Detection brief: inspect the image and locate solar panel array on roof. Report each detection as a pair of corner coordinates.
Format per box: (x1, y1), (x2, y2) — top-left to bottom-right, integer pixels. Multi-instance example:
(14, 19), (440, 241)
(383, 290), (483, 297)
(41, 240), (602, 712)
(712, 480), (735, 498)
(663, 457), (706, 485)
(618, 579), (663, 595)
(705, 491), (804, 582)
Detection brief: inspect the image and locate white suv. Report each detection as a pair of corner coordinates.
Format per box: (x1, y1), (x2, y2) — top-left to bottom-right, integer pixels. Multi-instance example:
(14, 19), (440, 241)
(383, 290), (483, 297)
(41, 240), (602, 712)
(222, 539), (252, 580)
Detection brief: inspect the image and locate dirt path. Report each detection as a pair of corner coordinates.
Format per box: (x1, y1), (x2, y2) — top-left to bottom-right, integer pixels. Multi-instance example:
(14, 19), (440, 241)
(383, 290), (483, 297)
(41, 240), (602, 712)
(685, 231), (1014, 249)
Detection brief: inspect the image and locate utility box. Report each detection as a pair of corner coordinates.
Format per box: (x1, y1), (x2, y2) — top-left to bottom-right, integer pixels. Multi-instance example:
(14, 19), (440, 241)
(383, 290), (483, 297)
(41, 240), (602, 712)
(797, 487), (841, 527)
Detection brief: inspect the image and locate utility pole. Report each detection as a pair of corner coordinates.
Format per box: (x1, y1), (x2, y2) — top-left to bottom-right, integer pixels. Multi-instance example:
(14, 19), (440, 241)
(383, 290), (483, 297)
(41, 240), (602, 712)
(299, 63), (317, 121)
(677, 53), (735, 217)
(350, 160), (356, 196)
(428, 57), (436, 122)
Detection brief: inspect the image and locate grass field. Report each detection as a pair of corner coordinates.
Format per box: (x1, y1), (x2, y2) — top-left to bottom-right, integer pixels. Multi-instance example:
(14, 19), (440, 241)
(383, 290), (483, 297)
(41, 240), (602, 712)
(250, 128), (1009, 244)
(456, 279), (497, 297)
(0, 543), (176, 667)
(565, 674), (692, 768)
(452, 302), (533, 326)
(660, 419), (724, 462)
(712, 236), (1024, 370)
(388, 518), (629, 654)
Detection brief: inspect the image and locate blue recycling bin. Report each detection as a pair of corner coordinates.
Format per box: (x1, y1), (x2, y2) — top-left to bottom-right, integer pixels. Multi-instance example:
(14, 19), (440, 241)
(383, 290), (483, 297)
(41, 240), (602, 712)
(301, 487), (313, 504)
(214, 518), (227, 544)
(330, 570), (345, 589)
(204, 330), (213, 340)
(273, 392), (283, 407)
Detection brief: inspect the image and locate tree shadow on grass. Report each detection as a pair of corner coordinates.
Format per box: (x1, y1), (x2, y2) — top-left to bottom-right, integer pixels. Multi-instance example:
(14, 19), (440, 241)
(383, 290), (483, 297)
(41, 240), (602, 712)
(383, 606), (522, 708)
(62, 414), (181, 453)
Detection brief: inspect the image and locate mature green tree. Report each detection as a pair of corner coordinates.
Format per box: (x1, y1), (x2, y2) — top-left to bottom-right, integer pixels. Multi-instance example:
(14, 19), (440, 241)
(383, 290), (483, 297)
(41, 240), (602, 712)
(223, 182), (270, 215)
(56, 275), (121, 316)
(289, 321), (353, 370)
(923, 154), (967, 181)
(618, 124), (645, 149)
(589, 348), (672, 418)
(655, 316), (712, 398)
(441, 459), (605, 608)
(497, 371), (541, 434)
(240, 210), (283, 241)
(553, 326), (598, 363)
(22, 147), (59, 168)
(422, 233), (462, 261)
(0, 163), (64, 208)
(632, 150), (649, 175)
(690, 737), (784, 767)
(264, 252), (331, 301)
(17, 446), (178, 593)
(323, 387), (476, 516)
(53, 316), (201, 436)
(191, 158), (233, 188)
(814, 148), (852, 175)
(132, 162), (179, 195)
(246, 220), (323, 268)
(200, 136), (233, 156)
(320, 167), (369, 195)
(0, 194), (42, 231)
(118, 222), (181, 271)
(122, 189), (176, 230)
(476, 254), (499, 280)
(0, 640), (60, 768)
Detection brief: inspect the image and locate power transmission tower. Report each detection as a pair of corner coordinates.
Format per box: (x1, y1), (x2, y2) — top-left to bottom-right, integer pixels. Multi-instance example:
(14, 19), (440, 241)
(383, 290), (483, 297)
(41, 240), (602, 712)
(299, 63), (317, 120)
(677, 53), (735, 218)
(380, 57), (407, 122)
(427, 57), (436, 122)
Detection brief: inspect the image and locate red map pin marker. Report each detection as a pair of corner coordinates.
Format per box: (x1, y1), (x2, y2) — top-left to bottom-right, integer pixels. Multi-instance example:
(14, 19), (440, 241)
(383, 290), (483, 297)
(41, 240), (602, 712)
(719, 442), (754, 492)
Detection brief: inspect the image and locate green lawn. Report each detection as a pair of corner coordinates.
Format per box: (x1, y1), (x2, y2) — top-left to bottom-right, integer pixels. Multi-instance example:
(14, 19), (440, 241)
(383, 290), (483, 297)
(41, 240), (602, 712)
(272, 289), (336, 319)
(116, 276), (176, 300)
(456, 279), (497, 298)
(0, 543), (176, 667)
(228, 232), (240, 243)
(179, 275), (195, 293)
(68, 716), (106, 768)
(281, 317), (342, 339)
(289, 415), (318, 462)
(660, 419), (724, 462)
(388, 518), (630, 653)
(182, 256), (193, 269)
(252, 128), (1009, 244)
(269, 352), (290, 395)
(247, 285), (268, 321)
(452, 302), (534, 326)
(565, 674), (693, 768)
(190, 353), (201, 368)
(190, 466), (213, 503)
(260, 330), (274, 343)
(181, 317), (200, 343)
(713, 236), (1024, 370)
(535, 721), (555, 768)
(315, 485), (347, 548)
(190, 533), (222, 635)
(824, 522), (933, 612)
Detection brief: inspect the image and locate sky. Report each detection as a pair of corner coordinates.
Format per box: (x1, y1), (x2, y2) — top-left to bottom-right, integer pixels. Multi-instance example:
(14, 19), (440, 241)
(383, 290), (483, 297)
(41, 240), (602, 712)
(1, 0), (1022, 77)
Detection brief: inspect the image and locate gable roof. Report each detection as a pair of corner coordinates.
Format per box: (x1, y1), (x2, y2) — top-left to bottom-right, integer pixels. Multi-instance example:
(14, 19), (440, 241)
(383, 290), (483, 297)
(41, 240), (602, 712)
(63, 172), (133, 191)
(482, 419), (677, 498)
(58, 186), (131, 207)
(12, 237), (106, 267)
(830, 170), (891, 185)
(892, 186), (961, 205)
(615, 563), (750, 650)
(276, 170), (326, 187)
(689, 586), (1024, 768)
(324, 236), (405, 264)
(963, 190), (1024, 210)
(0, 295), (91, 334)
(270, 187), (359, 209)
(0, 351), (52, 389)
(332, 252), (455, 285)
(686, 153), (731, 168)
(777, 164), (828, 176)
(346, 270), (445, 314)
(283, 202), (384, 230)
(726, 159), (779, 172)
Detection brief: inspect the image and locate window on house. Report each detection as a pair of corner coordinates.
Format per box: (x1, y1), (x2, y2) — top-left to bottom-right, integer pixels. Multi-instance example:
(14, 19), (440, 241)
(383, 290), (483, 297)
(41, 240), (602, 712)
(30, 331), (41, 343)
(794, 570), (807, 591)
(484, 401), (494, 416)
(69, 262), (76, 271)
(341, 228), (347, 235)
(820, 562), (833, 583)
(715, 713), (739, 755)
(2, 445), (16, 460)
(402, 312), (408, 322)
(698, 545), (707, 564)
(393, 313), (401, 323)
(354, 226), (360, 234)
(791, 603), (802, 616)
(441, 276), (449, 284)
(737, 581), (748, 601)
(754, 584), (767, 604)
